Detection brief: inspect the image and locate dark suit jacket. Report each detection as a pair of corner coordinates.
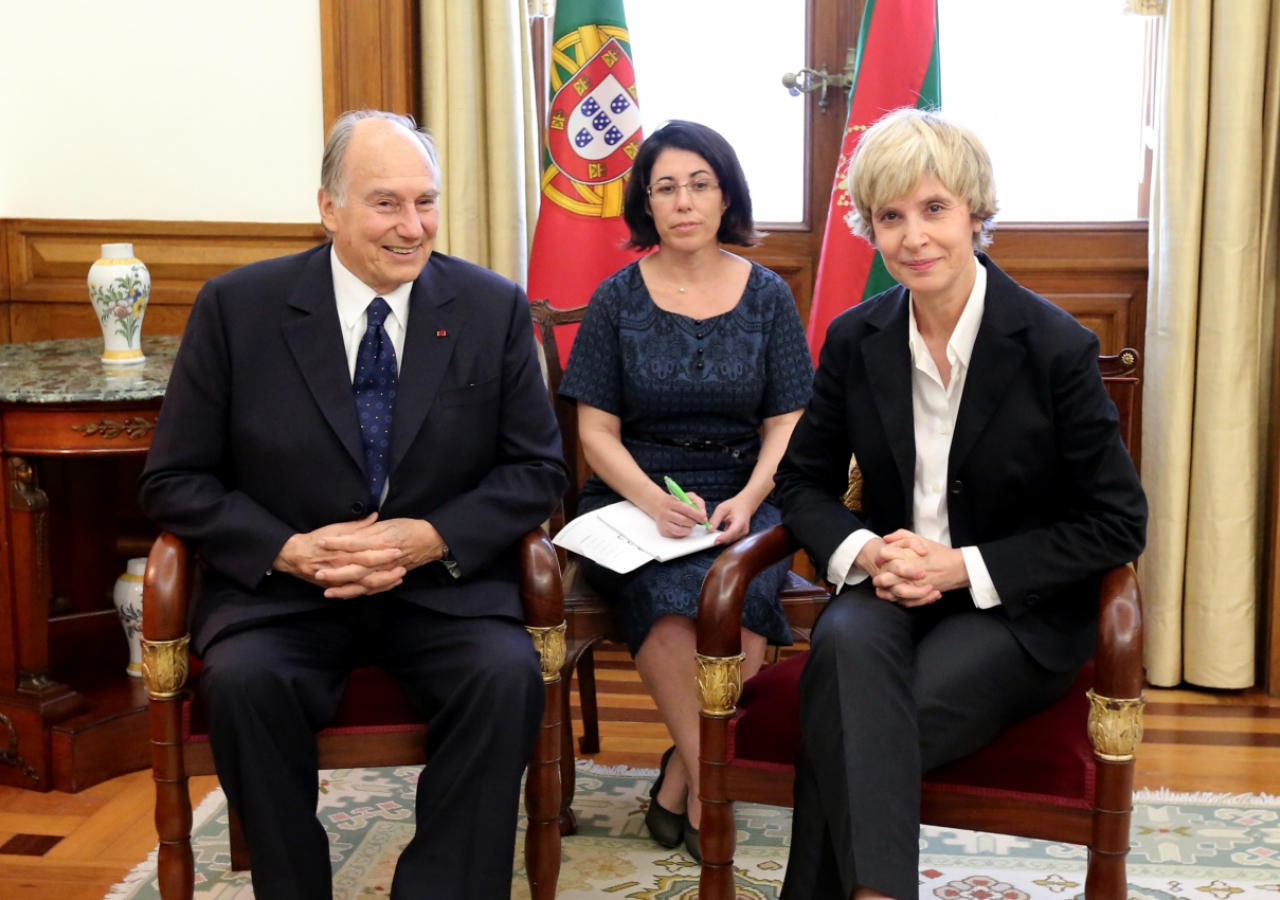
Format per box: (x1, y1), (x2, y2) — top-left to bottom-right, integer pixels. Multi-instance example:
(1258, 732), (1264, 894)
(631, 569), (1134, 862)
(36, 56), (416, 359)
(775, 254), (1146, 672)
(140, 244), (569, 654)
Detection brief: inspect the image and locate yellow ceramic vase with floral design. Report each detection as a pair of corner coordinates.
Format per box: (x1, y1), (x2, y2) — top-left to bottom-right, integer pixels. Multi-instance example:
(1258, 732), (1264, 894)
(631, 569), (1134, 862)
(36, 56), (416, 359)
(88, 242), (149, 366)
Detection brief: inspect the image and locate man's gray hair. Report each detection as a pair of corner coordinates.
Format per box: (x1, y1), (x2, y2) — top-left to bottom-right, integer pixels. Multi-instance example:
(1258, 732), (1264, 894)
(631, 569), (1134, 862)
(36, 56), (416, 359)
(320, 110), (442, 206)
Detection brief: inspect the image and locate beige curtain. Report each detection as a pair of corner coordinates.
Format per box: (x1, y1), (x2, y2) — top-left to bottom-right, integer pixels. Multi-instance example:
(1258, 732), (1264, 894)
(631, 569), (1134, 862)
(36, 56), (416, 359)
(1142, 0), (1280, 687)
(421, 0), (542, 286)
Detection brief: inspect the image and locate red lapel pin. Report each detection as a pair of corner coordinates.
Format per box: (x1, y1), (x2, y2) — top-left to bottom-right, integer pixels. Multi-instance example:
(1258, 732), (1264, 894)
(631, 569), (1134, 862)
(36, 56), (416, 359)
(436, 329), (447, 338)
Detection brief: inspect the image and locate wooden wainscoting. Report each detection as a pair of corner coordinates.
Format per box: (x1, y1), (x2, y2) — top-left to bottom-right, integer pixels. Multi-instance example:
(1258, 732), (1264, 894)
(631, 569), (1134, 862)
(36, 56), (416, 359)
(0, 219), (11, 306)
(744, 224), (1147, 357)
(3, 217), (1147, 357)
(743, 232), (816, 327)
(988, 223), (1148, 355)
(743, 221), (1149, 466)
(0, 217), (1148, 462)
(1, 219), (327, 344)
(989, 222), (1148, 466)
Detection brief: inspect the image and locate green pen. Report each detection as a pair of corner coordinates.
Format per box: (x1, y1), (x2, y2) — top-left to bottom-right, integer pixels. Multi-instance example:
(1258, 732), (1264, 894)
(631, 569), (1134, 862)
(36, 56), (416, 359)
(664, 476), (713, 530)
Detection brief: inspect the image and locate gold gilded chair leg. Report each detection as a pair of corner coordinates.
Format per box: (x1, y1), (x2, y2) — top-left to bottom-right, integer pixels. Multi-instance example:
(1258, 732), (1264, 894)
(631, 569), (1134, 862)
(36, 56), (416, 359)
(1086, 690), (1145, 900)
(697, 653), (744, 900)
(525, 623), (566, 900)
(143, 635), (194, 900)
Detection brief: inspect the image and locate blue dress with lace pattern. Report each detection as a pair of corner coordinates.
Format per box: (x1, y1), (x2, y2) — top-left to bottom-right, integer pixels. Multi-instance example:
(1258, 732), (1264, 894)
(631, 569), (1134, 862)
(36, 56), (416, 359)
(558, 260), (814, 654)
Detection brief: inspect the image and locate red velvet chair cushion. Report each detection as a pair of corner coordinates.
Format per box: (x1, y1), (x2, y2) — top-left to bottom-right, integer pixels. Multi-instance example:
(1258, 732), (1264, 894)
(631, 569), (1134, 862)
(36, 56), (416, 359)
(729, 652), (1095, 808)
(183, 660), (427, 742)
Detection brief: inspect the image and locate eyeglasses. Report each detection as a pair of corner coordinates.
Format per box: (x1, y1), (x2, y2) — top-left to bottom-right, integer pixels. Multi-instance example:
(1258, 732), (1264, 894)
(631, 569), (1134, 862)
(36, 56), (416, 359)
(646, 179), (721, 203)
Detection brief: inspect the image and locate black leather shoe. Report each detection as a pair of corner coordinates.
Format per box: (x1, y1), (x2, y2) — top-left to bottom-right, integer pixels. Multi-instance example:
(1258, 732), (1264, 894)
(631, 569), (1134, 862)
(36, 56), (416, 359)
(683, 813), (702, 864)
(644, 746), (685, 848)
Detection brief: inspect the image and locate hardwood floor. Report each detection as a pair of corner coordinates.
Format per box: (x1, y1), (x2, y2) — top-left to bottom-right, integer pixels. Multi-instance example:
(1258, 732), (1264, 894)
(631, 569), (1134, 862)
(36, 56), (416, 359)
(0, 772), (219, 900)
(2, 644), (1277, 899)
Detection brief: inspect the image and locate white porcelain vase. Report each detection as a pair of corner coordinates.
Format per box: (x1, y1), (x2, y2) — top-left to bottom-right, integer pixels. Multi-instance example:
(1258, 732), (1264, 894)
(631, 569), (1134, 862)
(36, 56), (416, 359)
(113, 558), (147, 677)
(87, 243), (149, 366)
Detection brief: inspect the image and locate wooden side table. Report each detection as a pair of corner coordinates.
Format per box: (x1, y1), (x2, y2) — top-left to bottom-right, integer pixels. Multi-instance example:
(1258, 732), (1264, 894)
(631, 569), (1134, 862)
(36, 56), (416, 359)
(0, 336), (176, 791)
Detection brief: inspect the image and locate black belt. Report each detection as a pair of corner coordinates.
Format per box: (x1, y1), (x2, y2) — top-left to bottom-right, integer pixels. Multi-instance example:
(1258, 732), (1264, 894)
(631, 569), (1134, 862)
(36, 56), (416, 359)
(625, 430), (759, 467)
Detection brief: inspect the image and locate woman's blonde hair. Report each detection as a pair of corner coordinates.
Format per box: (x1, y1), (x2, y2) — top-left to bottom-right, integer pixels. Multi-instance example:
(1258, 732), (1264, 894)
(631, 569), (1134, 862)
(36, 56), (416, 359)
(845, 107), (997, 250)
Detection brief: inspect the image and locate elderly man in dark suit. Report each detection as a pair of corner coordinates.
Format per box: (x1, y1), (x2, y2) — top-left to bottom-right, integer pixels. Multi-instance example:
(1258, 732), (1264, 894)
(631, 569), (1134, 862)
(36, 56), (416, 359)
(140, 109), (568, 900)
(774, 109), (1147, 900)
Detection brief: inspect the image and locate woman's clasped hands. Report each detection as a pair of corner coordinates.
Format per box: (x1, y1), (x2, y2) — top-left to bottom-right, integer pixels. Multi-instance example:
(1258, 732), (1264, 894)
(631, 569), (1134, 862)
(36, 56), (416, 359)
(854, 529), (971, 606)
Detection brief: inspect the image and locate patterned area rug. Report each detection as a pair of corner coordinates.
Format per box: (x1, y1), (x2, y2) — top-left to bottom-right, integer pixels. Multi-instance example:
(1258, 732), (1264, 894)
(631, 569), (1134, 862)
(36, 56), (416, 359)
(106, 763), (1280, 900)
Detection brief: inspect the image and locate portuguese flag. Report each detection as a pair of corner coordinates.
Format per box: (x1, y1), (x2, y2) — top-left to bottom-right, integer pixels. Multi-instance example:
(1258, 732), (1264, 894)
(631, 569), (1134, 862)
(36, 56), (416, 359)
(805, 0), (941, 359)
(527, 0), (643, 354)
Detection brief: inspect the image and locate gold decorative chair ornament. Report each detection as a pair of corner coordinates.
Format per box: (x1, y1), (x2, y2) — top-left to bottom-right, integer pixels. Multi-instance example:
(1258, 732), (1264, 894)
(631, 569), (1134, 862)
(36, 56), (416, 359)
(695, 653), (746, 718)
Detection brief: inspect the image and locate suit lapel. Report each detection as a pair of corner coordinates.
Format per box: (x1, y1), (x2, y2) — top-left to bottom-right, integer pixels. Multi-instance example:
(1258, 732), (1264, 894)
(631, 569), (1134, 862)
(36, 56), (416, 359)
(861, 289), (916, 515)
(949, 256), (1029, 476)
(390, 257), (461, 474)
(281, 248), (366, 473)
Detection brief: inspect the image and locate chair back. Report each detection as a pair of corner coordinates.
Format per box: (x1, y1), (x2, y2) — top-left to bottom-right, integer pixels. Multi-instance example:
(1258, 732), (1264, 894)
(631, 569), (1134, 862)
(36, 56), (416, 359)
(1100, 348), (1140, 462)
(528, 300), (591, 540)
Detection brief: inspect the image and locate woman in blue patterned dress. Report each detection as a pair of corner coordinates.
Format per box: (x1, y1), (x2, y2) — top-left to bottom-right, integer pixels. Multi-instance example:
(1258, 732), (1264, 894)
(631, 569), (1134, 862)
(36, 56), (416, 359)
(558, 121), (814, 862)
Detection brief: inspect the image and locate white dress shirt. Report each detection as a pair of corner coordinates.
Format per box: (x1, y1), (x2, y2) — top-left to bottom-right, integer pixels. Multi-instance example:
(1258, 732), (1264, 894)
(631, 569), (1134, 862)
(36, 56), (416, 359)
(330, 247), (411, 379)
(826, 257), (1002, 609)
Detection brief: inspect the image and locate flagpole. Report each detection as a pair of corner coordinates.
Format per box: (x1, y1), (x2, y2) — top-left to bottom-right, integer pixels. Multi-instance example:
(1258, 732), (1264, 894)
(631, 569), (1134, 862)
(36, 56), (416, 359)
(805, 0), (941, 360)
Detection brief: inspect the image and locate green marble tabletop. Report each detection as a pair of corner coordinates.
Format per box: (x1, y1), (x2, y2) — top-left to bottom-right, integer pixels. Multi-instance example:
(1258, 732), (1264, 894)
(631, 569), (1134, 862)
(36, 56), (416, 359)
(0, 336), (178, 404)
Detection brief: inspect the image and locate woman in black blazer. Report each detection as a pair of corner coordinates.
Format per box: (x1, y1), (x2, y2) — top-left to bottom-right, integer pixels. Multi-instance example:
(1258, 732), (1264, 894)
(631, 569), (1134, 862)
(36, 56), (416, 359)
(774, 108), (1147, 900)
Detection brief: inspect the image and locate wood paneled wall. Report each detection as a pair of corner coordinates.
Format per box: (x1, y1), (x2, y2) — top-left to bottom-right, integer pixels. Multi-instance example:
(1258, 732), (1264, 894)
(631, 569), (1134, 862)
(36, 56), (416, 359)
(987, 223), (1148, 355)
(319, 0), (420, 133)
(0, 220), (10, 299)
(989, 223), (1148, 466)
(745, 224), (1147, 348)
(0, 220), (10, 345)
(0, 220), (326, 344)
(741, 223), (1147, 358)
(1, 219), (1147, 358)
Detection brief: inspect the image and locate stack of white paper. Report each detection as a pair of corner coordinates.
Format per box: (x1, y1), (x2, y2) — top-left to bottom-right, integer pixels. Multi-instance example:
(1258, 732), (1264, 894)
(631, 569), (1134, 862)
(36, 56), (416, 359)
(552, 500), (720, 573)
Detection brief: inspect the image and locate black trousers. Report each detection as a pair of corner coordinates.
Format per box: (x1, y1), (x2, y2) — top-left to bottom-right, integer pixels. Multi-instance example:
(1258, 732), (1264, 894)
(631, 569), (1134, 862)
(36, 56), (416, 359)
(200, 596), (544, 900)
(781, 585), (1078, 900)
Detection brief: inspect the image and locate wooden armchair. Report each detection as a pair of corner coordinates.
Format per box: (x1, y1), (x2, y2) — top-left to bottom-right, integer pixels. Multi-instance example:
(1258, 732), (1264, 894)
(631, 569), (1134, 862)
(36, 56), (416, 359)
(141, 528), (566, 900)
(527, 299), (829, 833)
(693, 350), (1146, 900)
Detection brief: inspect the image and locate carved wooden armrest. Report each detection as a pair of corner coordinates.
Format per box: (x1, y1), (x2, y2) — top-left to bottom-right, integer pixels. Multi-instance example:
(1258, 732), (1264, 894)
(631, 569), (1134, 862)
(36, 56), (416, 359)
(1087, 563), (1145, 762)
(693, 525), (799, 715)
(520, 527), (566, 684)
(142, 532), (193, 698)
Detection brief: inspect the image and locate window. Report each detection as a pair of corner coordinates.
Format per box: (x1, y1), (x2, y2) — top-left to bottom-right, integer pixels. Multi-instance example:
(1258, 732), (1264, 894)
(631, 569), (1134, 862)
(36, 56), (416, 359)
(627, 0), (808, 223)
(938, 0), (1149, 221)
(624, 1), (1149, 223)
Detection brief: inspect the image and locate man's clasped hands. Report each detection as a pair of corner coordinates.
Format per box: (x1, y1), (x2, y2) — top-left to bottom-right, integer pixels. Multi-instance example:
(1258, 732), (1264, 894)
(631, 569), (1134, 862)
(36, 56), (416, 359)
(855, 530), (971, 607)
(270, 515), (975, 605)
(272, 514), (447, 599)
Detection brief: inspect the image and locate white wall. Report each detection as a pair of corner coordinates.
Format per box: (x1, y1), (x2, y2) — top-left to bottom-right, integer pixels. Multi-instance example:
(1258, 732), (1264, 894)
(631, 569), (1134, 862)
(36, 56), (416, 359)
(0, 2), (324, 222)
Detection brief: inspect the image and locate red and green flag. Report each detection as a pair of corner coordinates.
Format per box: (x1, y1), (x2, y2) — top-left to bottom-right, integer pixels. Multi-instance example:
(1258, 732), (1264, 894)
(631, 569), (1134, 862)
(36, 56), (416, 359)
(527, 0), (643, 354)
(806, 0), (941, 359)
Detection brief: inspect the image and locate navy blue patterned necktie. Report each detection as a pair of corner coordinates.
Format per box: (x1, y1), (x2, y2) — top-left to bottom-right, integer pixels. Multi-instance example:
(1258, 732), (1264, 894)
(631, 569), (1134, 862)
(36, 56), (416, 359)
(353, 297), (397, 510)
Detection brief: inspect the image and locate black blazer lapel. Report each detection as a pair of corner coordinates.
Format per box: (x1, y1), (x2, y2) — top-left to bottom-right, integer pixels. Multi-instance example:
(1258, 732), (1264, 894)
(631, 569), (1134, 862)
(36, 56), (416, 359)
(390, 258), (462, 474)
(949, 256), (1029, 476)
(860, 288), (916, 515)
(280, 250), (366, 474)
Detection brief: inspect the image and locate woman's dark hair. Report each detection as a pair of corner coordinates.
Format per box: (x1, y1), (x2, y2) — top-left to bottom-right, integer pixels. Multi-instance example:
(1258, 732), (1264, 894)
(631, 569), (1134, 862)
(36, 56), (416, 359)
(622, 120), (762, 250)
